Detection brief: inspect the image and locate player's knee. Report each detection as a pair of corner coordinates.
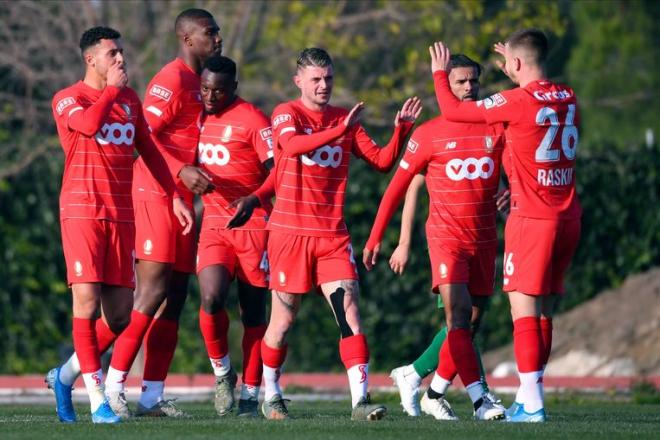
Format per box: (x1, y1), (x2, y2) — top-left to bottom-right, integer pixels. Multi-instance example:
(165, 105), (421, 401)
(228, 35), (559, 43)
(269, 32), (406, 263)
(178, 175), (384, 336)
(200, 289), (224, 314)
(106, 314), (130, 335)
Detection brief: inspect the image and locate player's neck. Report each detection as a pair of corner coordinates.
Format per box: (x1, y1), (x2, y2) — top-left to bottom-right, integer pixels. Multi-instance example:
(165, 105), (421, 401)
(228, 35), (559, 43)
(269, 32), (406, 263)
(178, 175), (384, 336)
(518, 66), (546, 88)
(178, 50), (203, 75)
(83, 70), (107, 91)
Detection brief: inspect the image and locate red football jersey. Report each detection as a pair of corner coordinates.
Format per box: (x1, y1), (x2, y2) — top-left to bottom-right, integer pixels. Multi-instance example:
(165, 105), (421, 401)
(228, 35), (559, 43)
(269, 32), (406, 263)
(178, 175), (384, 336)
(198, 97), (274, 231)
(400, 117), (504, 248)
(434, 72), (581, 220)
(269, 99), (409, 237)
(53, 81), (173, 222)
(133, 58), (202, 205)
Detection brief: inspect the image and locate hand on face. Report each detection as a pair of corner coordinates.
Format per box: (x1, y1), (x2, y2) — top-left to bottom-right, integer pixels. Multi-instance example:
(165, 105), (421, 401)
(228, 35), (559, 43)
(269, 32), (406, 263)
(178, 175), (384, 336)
(106, 60), (128, 88)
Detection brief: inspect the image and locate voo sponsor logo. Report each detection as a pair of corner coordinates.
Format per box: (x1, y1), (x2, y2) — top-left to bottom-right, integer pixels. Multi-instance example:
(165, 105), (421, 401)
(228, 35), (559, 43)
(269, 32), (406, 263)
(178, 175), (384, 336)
(301, 145), (342, 168)
(198, 142), (230, 166)
(446, 157), (494, 181)
(96, 122), (135, 146)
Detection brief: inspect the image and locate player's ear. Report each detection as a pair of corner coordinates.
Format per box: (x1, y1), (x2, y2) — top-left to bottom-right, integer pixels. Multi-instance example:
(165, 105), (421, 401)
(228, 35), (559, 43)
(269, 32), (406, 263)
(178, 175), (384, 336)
(514, 57), (522, 72)
(293, 74), (302, 89)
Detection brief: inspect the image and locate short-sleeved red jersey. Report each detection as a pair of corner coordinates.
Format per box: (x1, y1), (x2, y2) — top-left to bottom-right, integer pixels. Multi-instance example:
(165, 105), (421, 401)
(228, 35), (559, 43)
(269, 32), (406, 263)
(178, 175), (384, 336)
(269, 99), (410, 237)
(198, 97), (274, 231)
(434, 72), (581, 220)
(53, 82), (164, 222)
(133, 58), (202, 205)
(400, 117), (504, 248)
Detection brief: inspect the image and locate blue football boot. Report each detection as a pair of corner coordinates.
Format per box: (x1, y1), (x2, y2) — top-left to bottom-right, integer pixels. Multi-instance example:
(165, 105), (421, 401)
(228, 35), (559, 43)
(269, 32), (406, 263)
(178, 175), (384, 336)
(91, 399), (121, 424)
(506, 403), (547, 423)
(45, 367), (77, 423)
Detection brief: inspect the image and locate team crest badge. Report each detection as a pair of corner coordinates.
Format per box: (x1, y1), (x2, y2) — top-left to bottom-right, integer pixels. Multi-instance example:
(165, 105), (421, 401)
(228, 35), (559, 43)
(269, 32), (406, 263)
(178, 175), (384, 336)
(484, 136), (494, 153)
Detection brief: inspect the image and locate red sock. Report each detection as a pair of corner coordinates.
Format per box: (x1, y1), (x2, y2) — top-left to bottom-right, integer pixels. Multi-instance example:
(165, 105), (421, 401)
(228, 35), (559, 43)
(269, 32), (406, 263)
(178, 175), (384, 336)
(261, 341), (288, 368)
(143, 318), (178, 381)
(199, 309), (230, 360)
(540, 318), (553, 367)
(436, 339), (458, 381)
(242, 325), (266, 386)
(447, 328), (480, 386)
(339, 334), (370, 370)
(109, 310), (153, 371)
(513, 317), (543, 373)
(95, 319), (118, 354)
(72, 318), (101, 373)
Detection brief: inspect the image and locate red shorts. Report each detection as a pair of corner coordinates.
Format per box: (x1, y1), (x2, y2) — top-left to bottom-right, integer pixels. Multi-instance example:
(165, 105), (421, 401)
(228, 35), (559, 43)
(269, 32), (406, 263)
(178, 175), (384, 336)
(267, 231), (358, 293)
(197, 228), (269, 288)
(503, 215), (581, 295)
(428, 244), (496, 295)
(134, 200), (196, 274)
(61, 218), (135, 288)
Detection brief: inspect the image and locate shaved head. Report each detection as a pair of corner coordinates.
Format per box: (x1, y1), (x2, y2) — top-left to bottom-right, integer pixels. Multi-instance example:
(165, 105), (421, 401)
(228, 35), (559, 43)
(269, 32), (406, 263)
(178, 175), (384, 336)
(175, 8), (214, 38)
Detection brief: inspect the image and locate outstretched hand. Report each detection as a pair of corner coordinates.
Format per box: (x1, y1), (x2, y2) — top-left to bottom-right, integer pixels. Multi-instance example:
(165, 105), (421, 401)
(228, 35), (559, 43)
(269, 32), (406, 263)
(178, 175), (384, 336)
(395, 97), (423, 126)
(343, 102), (365, 128)
(429, 41), (451, 73)
(493, 41), (513, 79)
(225, 194), (260, 229)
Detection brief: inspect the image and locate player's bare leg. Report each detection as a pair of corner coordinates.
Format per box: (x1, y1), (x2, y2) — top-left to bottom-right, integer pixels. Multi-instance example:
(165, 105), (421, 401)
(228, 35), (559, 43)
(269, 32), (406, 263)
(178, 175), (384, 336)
(236, 280), (267, 417)
(261, 290), (300, 420)
(198, 265), (237, 416)
(321, 280), (386, 421)
(506, 291), (546, 422)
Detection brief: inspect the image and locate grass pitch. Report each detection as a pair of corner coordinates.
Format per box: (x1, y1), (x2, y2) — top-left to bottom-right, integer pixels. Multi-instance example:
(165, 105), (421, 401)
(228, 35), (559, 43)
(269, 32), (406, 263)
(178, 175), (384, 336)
(1, 393), (658, 440)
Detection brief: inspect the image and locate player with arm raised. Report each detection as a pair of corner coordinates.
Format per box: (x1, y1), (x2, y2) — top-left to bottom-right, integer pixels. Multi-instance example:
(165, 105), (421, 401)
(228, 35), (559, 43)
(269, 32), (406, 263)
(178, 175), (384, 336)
(430, 29), (581, 423)
(195, 55), (274, 417)
(46, 26), (192, 424)
(253, 48), (421, 421)
(363, 54), (506, 421)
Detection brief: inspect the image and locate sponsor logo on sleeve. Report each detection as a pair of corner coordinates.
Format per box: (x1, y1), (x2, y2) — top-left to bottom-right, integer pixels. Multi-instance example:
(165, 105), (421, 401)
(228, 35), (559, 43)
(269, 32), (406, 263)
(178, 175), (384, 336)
(56, 97), (76, 115)
(149, 84), (173, 102)
(260, 127), (273, 141)
(479, 93), (507, 110)
(272, 113), (292, 129)
(406, 139), (419, 153)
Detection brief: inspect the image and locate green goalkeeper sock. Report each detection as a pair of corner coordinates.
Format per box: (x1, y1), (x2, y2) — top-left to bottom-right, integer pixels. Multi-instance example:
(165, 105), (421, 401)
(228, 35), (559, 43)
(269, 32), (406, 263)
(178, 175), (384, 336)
(474, 342), (490, 393)
(412, 327), (447, 377)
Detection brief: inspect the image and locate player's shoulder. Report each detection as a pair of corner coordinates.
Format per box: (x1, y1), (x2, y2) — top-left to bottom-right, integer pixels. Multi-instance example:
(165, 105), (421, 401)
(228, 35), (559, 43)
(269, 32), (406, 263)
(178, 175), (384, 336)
(477, 87), (524, 110)
(411, 116), (444, 139)
(233, 97), (271, 129)
(147, 59), (197, 95)
(522, 80), (577, 105)
(52, 82), (81, 108)
(325, 104), (349, 118)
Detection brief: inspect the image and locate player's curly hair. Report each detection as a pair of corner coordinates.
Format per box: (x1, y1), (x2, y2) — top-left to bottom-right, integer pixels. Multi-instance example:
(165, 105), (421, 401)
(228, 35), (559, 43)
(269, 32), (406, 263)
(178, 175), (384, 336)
(204, 55), (236, 79)
(79, 26), (121, 55)
(449, 54), (482, 76)
(296, 48), (333, 71)
(507, 28), (548, 65)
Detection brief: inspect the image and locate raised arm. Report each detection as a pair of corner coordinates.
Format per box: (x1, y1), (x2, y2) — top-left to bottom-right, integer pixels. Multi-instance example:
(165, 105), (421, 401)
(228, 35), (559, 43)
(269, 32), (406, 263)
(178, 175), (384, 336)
(277, 102), (364, 155)
(389, 174), (425, 275)
(353, 97), (421, 172)
(429, 42), (485, 123)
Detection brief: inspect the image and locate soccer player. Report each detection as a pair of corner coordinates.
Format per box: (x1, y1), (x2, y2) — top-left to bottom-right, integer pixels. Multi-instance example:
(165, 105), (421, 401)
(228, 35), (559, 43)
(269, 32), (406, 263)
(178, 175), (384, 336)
(195, 55), (274, 417)
(429, 30), (582, 422)
(363, 55), (506, 421)
(235, 48), (421, 421)
(101, 8), (222, 418)
(47, 26), (192, 423)
(388, 178), (510, 418)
